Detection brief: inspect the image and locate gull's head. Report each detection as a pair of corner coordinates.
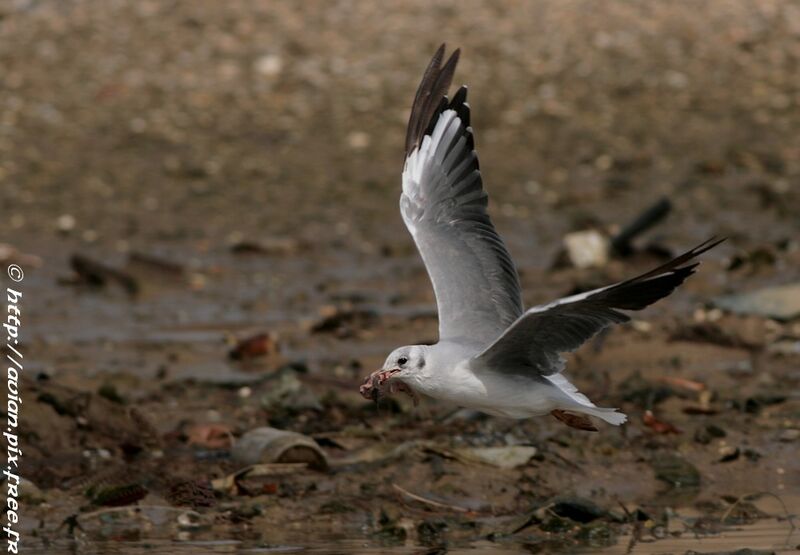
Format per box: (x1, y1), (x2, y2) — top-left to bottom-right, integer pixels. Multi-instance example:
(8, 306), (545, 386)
(382, 345), (426, 378)
(359, 345), (427, 402)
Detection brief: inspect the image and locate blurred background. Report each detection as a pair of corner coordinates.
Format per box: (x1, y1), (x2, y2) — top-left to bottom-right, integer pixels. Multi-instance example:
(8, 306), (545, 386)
(2, 1), (799, 553)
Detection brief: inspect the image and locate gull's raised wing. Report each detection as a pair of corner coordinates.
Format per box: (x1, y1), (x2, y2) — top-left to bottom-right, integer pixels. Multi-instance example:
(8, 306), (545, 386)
(475, 238), (725, 374)
(401, 45), (523, 344)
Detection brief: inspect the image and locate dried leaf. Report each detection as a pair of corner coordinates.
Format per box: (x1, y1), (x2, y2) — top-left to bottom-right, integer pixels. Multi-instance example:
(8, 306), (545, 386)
(643, 410), (681, 434)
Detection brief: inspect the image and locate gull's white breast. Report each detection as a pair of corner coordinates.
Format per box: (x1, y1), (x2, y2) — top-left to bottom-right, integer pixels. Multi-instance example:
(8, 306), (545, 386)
(408, 343), (557, 418)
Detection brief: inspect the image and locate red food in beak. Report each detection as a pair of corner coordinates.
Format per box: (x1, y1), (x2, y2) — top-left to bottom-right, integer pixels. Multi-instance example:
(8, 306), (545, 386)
(359, 369), (399, 400)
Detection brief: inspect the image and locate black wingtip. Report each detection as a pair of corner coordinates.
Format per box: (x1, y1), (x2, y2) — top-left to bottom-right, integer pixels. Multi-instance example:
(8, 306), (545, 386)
(691, 236), (727, 257)
(405, 45), (462, 156)
(634, 236), (726, 282)
(602, 236), (726, 311)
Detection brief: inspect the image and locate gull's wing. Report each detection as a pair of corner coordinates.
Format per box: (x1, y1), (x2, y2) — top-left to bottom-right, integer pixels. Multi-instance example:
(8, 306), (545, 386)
(401, 45), (523, 343)
(475, 238), (725, 374)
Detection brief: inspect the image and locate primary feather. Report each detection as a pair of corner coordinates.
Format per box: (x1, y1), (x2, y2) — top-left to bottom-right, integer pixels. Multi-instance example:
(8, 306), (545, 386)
(401, 46), (523, 344)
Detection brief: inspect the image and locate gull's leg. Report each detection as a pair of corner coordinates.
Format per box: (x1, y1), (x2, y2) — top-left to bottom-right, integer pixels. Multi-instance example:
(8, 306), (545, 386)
(551, 409), (598, 432)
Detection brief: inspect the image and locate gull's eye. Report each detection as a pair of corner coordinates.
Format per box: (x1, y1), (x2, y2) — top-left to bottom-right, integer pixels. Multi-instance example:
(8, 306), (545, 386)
(398, 356), (408, 366)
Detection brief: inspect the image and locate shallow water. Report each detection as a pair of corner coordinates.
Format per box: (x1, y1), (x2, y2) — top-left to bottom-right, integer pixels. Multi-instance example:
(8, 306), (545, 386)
(22, 520), (800, 555)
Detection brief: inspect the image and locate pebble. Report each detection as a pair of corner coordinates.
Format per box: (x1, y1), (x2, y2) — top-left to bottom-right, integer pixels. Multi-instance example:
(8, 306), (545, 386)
(56, 213), (76, 232)
(254, 54), (283, 77)
(778, 428), (800, 442)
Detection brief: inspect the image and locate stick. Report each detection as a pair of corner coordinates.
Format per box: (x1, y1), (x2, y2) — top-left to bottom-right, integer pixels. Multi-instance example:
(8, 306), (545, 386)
(392, 483), (469, 513)
(611, 197), (672, 256)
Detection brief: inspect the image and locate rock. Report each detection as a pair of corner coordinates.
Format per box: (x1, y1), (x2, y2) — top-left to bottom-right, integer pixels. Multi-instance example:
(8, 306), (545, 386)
(768, 340), (800, 356)
(260, 367), (321, 411)
(743, 448), (762, 461)
(575, 521), (616, 547)
(253, 54), (283, 77)
(0, 243), (42, 268)
(718, 445), (740, 462)
(563, 230), (610, 269)
(778, 429), (800, 442)
(417, 518), (448, 546)
(19, 479), (45, 505)
(228, 332), (279, 361)
(651, 454), (701, 488)
(232, 427), (328, 471)
(69, 253), (139, 295)
(309, 306), (380, 337)
(347, 131), (371, 150)
(372, 509), (408, 544)
(56, 213), (77, 233)
(714, 283), (800, 321)
(86, 483), (149, 507)
(694, 424), (726, 445)
(453, 445), (538, 469)
(618, 372), (674, 408)
(229, 237), (302, 256)
(539, 514), (574, 533)
(550, 496), (610, 523)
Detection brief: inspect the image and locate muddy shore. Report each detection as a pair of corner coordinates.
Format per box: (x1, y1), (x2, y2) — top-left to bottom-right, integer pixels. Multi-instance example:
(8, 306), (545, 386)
(2, 1), (799, 553)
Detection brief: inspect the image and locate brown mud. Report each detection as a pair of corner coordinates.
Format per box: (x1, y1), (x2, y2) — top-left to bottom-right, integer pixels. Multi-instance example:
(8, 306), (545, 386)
(2, 1), (799, 553)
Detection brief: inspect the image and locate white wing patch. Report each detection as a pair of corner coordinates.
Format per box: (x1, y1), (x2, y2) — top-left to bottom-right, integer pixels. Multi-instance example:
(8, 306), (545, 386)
(403, 109), (460, 199)
(545, 373), (596, 407)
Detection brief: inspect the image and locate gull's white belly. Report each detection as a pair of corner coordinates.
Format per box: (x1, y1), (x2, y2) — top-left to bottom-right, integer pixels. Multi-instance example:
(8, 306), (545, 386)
(411, 361), (557, 419)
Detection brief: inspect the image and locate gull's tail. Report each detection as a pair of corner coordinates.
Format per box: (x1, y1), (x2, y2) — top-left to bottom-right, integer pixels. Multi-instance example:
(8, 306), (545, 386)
(547, 373), (628, 426)
(574, 406), (628, 426)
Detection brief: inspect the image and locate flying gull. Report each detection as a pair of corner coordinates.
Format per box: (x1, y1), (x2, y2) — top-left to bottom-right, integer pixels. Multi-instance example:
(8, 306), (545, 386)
(359, 45), (723, 430)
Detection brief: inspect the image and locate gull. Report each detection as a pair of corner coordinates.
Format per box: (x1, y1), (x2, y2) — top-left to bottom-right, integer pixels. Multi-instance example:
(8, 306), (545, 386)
(359, 45), (723, 430)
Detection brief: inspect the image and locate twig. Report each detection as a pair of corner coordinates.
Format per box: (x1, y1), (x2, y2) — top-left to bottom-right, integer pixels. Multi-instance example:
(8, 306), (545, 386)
(617, 500), (641, 555)
(611, 197), (672, 256)
(720, 491), (797, 549)
(392, 483), (469, 513)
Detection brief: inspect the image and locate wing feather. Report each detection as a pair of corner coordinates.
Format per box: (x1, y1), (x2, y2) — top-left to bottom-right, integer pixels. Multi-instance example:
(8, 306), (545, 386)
(401, 45), (523, 343)
(476, 238), (725, 374)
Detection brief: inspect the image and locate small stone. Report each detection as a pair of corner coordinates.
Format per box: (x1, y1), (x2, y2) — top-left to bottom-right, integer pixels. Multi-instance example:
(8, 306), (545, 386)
(715, 283), (800, 321)
(254, 54), (283, 77)
(550, 496), (609, 523)
(778, 429), (800, 442)
(718, 445), (740, 462)
(563, 230), (610, 269)
(347, 131), (370, 150)
(56, 214), (76, 232)
(652, 454), (701, 488)
(707, 424), (726, 438)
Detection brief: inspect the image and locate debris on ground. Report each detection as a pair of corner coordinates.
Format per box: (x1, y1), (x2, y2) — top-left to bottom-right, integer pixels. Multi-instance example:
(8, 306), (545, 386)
(66, 254), (139, 295)
(563, 230), (610, 269)
(714, 283), (800, 321)
(610, 197), (672, 257)
(232, 427), (328, 470)
(651, 455), (701, 488)
(228, 332), (280, 361)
